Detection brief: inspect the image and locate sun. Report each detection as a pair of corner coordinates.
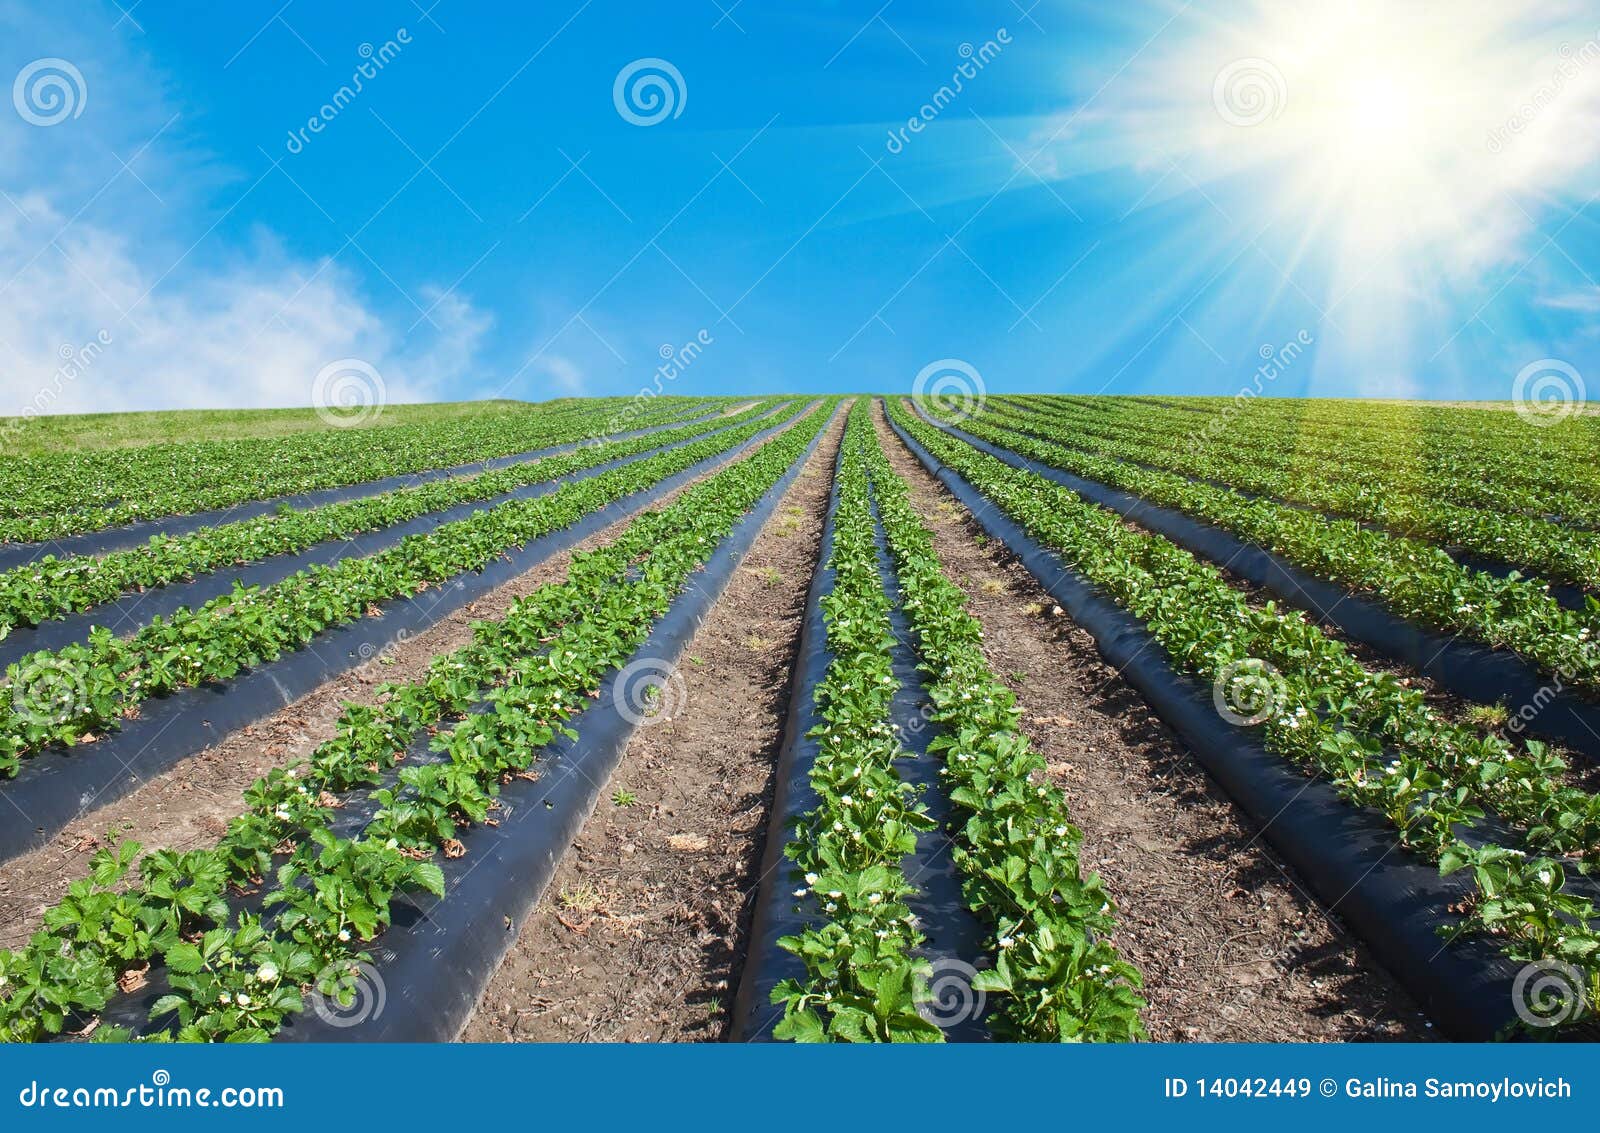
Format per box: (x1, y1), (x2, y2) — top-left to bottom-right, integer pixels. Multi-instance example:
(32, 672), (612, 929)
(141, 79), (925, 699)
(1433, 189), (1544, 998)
(1330, 71), (1420, 158)
(1078, 2), (1599, 269)
(1036, 0), (1600, 390)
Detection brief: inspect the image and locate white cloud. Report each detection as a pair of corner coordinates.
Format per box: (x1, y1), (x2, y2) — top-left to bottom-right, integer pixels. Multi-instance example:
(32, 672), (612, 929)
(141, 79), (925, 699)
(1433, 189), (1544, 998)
(0, 194), (490, 415)
(1538, 289), (1600, 314)
(532, 355), (588, 395)
(0, 4), (491, 417)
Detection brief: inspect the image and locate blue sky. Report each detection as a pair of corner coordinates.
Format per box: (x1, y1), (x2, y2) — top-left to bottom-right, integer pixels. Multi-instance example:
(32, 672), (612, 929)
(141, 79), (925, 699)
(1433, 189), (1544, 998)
(1, 0), (1598, 414)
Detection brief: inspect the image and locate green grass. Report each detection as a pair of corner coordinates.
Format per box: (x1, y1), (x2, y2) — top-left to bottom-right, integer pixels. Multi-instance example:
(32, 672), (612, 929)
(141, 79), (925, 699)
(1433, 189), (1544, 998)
(0, 398), (553, 457)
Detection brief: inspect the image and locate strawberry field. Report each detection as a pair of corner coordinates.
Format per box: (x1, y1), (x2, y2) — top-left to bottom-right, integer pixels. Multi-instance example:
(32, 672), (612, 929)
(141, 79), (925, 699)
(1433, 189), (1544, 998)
(1, 393), (1596, 1044)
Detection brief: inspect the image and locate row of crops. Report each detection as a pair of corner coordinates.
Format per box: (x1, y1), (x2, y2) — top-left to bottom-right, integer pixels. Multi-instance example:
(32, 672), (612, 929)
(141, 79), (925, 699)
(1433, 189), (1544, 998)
(0, 397), (835, 1040)
(0, 402), (801, 779)
(949, 401), (1600, 694)
(751, 403), (1143, 1042)
(0, 388), (1594, 1042)
(887, 394), (1600, 1037)
(0, 395), (729, 545)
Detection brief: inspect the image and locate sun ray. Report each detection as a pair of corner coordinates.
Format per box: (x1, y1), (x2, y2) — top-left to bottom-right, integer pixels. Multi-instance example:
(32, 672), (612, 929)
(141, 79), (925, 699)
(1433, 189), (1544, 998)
(1027, 0), (1600, 392)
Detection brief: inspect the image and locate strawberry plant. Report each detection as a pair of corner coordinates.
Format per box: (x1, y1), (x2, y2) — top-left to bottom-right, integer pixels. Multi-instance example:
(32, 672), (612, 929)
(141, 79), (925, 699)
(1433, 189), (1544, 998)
(889, 397), (1600, 1031)
(0, 406), (805, 774)
(864, 406), (1145, 1041)
(772, 407), (934, 1042)
(941, 399), (1600, 688)
(0, 401), (781, 634)
(0, 397), (726, 544)
(1001, 394), (1600, 526)
(0, 401), (837, 1042)
(991, 396), (1600, 594)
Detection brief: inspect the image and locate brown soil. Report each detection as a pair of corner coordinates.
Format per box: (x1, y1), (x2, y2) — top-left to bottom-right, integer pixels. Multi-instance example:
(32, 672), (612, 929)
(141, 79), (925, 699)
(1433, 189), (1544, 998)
(0, 411), (820, 951)
(461, 407), (846, 1042)
(873, 401), (1432, 1042)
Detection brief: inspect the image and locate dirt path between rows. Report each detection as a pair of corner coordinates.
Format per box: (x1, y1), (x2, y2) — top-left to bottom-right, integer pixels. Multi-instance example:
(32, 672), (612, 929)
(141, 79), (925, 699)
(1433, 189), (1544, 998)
(873, 401), (1430, 1042)
(0, 414), (819, 951)
(461, 406), (846, 1042)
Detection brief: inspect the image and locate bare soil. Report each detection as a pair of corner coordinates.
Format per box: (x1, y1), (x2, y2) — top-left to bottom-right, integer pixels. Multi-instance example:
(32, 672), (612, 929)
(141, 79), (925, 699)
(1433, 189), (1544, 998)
(873, 401), (1432, 1042)
(461, 408), (846, 1042)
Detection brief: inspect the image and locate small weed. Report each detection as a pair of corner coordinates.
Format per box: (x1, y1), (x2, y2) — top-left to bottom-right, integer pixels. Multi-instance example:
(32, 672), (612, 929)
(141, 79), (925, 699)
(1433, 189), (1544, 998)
(611, 788), (638, 808)
(1465, 703), (1510, 730)
(558, 884), (606, 913)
